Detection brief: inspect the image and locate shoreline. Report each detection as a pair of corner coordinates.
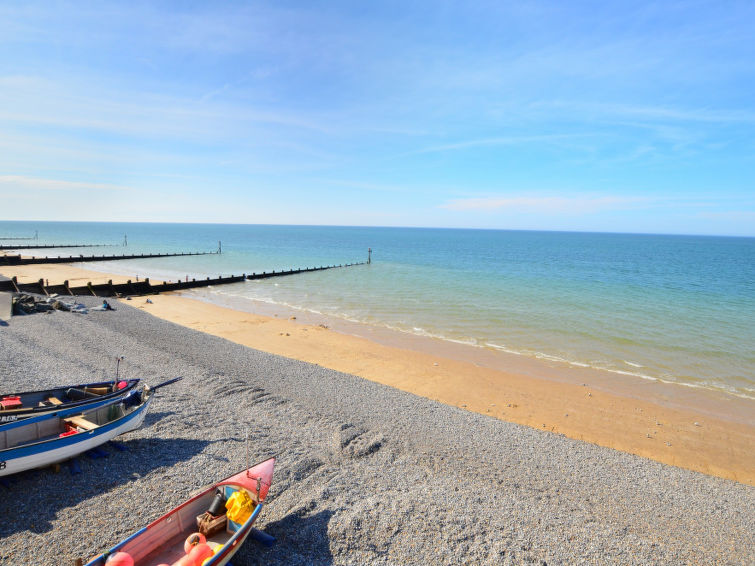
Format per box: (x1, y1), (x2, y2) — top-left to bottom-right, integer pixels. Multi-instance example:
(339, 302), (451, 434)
(185, 286), (755, 422)
(2, 262), (754, 485)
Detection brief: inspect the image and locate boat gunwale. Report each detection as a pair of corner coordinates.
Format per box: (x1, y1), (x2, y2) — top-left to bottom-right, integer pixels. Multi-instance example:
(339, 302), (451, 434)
(0, 379), (141, 427)
(0, 378), (141, 418)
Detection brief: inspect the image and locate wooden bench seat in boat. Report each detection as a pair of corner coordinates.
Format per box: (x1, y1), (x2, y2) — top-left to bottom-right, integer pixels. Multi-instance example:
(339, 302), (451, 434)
(64, 415), (98, 431)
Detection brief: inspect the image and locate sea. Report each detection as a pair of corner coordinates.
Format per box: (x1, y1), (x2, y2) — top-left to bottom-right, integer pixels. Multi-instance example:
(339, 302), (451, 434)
(1, 221), (753, 400)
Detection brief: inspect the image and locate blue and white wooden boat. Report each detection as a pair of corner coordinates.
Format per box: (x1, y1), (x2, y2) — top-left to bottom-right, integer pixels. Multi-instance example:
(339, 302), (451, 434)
(83, 457), (275, 566)
(0, 378), (180, 477)
(0, 379), (141, 425)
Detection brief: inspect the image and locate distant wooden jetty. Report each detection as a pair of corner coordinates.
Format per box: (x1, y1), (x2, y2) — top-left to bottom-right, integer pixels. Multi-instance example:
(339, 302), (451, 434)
(0, 230), (38, 241)
(0, 250), (217, 266)
(0, 243), (116, 250)
(0, 261), (367, 297)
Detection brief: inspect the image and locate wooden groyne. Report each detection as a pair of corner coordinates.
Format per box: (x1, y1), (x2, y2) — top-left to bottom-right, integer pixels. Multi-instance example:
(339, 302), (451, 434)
(0, 250), (218, 266)
(246, 262), (365, 280)
(0, 261), (366, 297)
(0, 243), (115, 250)
(0, 230), (38, 241)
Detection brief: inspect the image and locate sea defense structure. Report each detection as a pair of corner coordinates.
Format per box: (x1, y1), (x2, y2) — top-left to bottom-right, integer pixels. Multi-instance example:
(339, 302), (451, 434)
(0, 261), (367, 298)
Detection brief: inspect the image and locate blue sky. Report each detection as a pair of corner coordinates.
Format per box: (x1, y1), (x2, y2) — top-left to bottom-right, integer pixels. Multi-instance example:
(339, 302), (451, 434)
(1, 1), (754, 235)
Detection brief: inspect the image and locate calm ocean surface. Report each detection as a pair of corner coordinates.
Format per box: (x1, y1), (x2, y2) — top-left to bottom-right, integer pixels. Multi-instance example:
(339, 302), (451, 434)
(2, 221), (753, 399)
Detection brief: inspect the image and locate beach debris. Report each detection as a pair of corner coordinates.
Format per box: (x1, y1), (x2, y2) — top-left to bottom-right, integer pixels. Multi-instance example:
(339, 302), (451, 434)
(290, 316), (296, 320)
(11, 293), (68, 315)
(433, 362), (439, 366)
(694, 422), (701, 427)
(53, 299), (89, 314)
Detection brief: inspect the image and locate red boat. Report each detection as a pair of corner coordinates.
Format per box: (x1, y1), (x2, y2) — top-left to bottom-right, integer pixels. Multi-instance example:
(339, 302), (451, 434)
(84, 458), (276, 566)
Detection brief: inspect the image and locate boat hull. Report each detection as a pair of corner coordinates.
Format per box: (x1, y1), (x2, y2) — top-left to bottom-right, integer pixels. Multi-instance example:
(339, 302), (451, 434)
(0, 396), (152, 477)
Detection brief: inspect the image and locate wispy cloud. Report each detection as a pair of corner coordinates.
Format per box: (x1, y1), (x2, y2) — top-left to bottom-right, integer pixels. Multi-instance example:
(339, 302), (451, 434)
(613, 105), (755, 124)
(409, 134), (588, 156)
(441, 195), (650, 214)
(535, 100), (755, 125)
(0, 175), (130, 192)
(697, 210), (755, 221)
(0, 73), (337, 144)
(323, 179), (410, 193)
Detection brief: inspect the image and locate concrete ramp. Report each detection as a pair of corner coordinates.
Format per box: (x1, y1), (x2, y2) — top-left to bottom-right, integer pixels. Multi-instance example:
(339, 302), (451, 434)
(0, 292), (11, 321)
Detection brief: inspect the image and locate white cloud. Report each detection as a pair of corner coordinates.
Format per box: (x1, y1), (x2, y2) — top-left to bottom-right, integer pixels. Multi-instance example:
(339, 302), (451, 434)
(0, 175), (130, 192)
(411, 134), (584, 156)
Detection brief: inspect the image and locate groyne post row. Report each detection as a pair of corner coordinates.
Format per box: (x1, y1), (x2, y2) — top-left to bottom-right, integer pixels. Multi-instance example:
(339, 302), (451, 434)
(0, 250), (218, 266)
(0, 230), (38, 240)
(0, 261), (366, 297)
(246, 262), (365, 280)
(0, 243), (115, 250)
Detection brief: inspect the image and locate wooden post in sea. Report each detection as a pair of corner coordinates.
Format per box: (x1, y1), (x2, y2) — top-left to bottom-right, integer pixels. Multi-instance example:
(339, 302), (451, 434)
(368, 248), (372, 264)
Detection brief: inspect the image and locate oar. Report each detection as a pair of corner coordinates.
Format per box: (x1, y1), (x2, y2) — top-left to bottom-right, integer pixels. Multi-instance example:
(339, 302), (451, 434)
(124, 376), (183, 408)
(123, 376), (183, 407)
(148, 376), (183, 392)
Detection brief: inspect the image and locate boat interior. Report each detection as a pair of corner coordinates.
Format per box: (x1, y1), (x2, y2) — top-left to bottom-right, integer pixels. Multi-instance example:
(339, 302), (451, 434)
(0, 381), (133, 414)
(114, 484), (258, 565)
(0, 402), (129, 450)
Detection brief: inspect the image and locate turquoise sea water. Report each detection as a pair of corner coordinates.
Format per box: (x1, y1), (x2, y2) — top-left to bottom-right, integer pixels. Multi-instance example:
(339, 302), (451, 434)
(2, 221), (753, 399)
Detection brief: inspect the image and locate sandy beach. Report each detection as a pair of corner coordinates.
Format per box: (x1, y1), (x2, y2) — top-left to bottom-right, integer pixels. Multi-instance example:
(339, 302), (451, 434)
(3, 262), (753, 486)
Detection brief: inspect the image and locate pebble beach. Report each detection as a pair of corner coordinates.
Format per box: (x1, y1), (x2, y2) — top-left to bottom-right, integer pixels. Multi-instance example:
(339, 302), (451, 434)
(1, 299), (753, 565)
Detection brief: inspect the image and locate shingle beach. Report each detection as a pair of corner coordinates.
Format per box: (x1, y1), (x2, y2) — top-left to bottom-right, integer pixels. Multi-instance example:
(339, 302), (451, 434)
(1, 299), (753, 565)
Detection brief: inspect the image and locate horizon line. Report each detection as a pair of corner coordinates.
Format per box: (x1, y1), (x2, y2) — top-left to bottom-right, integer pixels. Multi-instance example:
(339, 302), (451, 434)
(0, 219), (753, 239)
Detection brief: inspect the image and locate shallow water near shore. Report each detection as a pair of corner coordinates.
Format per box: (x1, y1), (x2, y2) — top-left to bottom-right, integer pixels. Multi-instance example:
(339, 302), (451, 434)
(2, 220), (753, 398)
